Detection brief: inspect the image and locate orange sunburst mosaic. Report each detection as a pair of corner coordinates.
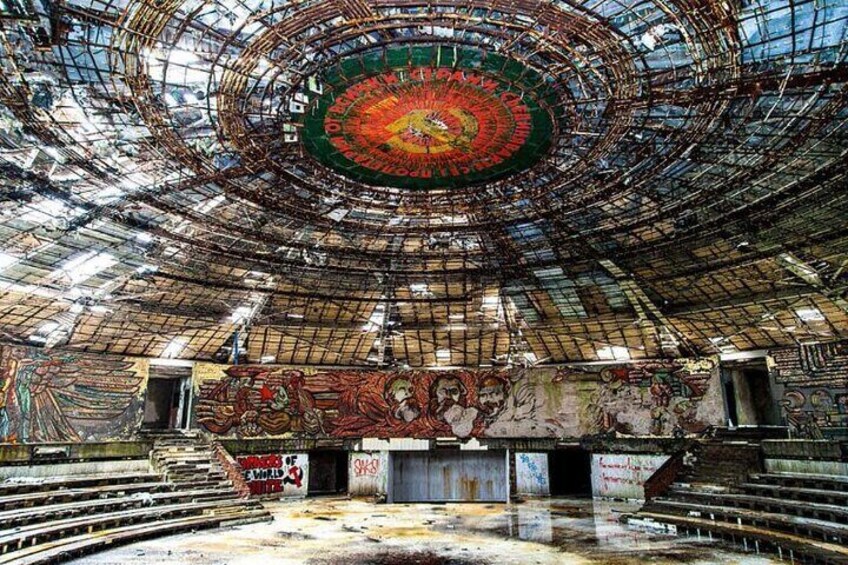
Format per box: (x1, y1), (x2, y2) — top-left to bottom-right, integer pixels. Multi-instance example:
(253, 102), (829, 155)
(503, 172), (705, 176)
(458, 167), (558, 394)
(324, 69), (531, 180)
(300, 51), (555, 190)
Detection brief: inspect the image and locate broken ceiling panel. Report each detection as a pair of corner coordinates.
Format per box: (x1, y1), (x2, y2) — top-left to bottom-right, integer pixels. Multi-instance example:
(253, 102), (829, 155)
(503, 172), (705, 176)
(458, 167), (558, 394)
(0, 0), (844, 364)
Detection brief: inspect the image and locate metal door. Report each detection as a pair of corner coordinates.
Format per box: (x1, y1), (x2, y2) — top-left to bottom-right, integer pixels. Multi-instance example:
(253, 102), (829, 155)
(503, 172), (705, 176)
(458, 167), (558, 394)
(390, 451), (507, 502)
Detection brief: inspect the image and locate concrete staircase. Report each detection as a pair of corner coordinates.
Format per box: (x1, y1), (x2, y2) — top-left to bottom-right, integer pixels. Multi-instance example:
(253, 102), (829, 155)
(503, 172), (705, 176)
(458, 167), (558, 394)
(148, 431), (249, 497)
(676, 440), (763, 487)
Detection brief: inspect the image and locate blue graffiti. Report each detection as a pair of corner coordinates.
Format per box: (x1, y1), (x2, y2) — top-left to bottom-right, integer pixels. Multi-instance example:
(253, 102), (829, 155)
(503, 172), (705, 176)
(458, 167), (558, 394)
(519, 454), (547, 486)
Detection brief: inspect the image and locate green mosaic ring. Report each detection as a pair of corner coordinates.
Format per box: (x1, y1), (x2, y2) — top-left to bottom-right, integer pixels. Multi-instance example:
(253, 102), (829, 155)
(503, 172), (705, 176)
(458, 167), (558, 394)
(299, 46), (558, 190)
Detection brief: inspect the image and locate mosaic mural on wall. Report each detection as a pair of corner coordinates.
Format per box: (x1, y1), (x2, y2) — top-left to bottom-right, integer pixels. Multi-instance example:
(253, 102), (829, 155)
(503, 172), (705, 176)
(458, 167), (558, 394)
(574, 358), (723, 436)
(768, 340), (848, 438)
(193, 358), (722, 440)
(0, 345), (148, 443)
(193, 364), (573, 439)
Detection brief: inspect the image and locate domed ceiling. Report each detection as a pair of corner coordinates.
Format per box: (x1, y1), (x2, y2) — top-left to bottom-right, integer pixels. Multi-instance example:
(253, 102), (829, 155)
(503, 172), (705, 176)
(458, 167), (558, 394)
(0, 0), (846, 366)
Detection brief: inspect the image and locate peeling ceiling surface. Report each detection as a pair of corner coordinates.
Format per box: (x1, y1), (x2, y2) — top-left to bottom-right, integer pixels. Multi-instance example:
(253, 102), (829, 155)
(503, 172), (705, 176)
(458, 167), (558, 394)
(0, 0), (846, 366)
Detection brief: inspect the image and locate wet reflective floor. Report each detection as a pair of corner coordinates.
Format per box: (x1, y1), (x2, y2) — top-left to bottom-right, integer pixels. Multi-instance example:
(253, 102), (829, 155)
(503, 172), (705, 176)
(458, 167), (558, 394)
(71, 497), (778, 564)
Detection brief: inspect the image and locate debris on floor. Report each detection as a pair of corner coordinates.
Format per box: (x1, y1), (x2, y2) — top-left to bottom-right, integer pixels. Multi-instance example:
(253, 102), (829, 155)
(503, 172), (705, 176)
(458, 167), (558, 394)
(69, 497), (780, 565)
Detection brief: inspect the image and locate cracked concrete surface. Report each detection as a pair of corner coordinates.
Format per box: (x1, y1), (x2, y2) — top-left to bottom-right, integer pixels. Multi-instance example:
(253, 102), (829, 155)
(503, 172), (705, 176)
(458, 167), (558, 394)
(70, 497), (778, 564)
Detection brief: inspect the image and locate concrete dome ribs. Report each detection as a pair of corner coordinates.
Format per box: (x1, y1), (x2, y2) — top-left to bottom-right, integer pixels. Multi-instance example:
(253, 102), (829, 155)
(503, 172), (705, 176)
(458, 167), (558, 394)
(0, 0), (844, 365)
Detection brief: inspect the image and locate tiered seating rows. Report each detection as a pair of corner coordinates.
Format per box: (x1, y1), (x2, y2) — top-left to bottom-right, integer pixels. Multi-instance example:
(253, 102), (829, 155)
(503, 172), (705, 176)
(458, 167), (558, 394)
(0, 439), (270, 564)
(639, 467), (848, 564)
(0, 506), (268, 565)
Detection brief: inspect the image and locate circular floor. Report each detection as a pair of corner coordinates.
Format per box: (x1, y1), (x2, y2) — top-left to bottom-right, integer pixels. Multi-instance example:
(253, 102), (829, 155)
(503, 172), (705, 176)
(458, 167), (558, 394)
(70, 497), (778, 564)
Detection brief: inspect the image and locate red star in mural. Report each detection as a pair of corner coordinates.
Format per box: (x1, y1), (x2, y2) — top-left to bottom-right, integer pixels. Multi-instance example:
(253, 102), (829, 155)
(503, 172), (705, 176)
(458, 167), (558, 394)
(259, 385), (275, 402)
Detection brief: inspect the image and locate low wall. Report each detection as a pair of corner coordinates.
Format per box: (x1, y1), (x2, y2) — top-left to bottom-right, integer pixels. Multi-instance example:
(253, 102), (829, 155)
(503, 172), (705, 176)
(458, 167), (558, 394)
(764, 458), (848, 477)
(349, 451), (388, 497)
(515, 452), (550, 496)
(0, 441), (152, 465)
(761, 439), (847, 461)
(591, 453), (670, 500)
(0, 458), (150, 479)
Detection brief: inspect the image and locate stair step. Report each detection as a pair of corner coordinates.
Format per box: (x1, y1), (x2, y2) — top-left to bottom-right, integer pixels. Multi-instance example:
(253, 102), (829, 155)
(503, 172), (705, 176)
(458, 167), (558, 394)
(645, 499), (848, 541)
(741, 483), (848, 505)
(633, 441), (848, 564)
(0, 474), (162, 497)
(0, 498), (259, 554)
(0, 488), (247, 529)
(0, 509), (270, 565)
(633, 512), (848, 565)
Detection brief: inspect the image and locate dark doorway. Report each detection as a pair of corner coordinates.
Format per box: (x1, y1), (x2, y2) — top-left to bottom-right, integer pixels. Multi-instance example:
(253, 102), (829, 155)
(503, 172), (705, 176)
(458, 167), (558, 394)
(142, 378), (181, 429)
(724, 379), (739, 427)
(723, 361), (781, 427)
(744, 368), (781, 426)
(549, 449), (591, 496)
(308, 451), (348, 495)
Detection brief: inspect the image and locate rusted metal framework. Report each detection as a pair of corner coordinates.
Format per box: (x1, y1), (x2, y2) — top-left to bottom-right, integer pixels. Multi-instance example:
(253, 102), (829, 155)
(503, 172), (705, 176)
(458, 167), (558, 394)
(0, 0), (846, 366)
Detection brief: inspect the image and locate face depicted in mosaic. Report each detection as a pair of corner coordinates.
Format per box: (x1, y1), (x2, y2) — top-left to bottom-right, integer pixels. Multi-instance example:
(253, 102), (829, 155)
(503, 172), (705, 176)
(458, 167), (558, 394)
(385, 376), (420, 423)
(477, 376), (508, 421)
(430, 376), (467, 422)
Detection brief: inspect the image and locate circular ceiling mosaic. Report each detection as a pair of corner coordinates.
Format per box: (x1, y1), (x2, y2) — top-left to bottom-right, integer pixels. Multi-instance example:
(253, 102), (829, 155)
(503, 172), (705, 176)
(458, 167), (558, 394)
(300, 48), (555, 190)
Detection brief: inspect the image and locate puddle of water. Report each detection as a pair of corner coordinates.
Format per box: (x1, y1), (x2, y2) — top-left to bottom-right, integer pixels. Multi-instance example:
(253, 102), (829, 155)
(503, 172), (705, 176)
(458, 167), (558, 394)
(67, 497), (779, 565)
(275, 531), (315, 540)
(311, 550), (486, 565)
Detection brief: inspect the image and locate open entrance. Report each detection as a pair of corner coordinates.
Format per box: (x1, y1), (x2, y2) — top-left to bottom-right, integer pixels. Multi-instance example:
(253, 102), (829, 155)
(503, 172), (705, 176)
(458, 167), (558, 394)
(549, 448), (592, 497)
(745, 367), (781, 425)
(142, 365), (192, 431)
(390, 450), (508, 503)
(723, 361), (781, 427)
(307, 451), (348, 495)
(142, 379), (181, 430)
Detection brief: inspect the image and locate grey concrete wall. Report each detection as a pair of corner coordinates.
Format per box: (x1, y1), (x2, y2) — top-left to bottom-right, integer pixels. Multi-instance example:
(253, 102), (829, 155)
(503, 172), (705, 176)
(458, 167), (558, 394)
(0, 458), (151, 479)
(764, 458), (848, 476)
(515, 452), (550, 496)
(349, 451), (388, 497)
(590, 453), (670, 500)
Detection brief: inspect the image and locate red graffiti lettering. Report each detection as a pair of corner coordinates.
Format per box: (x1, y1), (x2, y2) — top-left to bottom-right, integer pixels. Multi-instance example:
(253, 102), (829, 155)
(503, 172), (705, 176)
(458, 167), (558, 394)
(237, 454), (283, 470)
(353, 457), (381, 477)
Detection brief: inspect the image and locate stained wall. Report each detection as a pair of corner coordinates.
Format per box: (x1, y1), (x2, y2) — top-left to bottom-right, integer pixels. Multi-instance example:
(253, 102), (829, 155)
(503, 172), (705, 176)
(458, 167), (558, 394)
(515, 452), (550, 496)
(590, 453), (670, 500)
(349, 451), (388, 497)
(191, 358), (723, 440)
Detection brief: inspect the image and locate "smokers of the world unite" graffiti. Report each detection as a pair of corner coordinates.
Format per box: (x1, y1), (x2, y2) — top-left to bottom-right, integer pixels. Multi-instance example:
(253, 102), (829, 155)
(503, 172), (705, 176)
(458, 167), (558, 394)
(235, 453), (308, 496)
